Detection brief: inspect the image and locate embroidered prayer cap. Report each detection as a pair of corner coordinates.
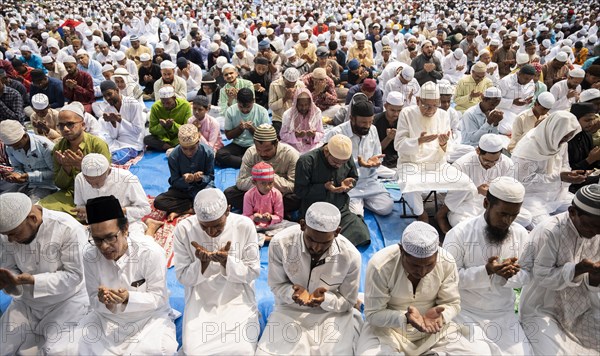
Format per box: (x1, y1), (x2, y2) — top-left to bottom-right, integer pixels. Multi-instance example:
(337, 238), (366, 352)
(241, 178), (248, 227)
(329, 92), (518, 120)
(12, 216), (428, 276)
(401, 66), (415, 80)
(60, 102), (85, 119)
(573, 184), (600, 216)
(569, 68), (585, 78)
(63, 55), (77, 64)
(537, 92), (555, 109)
(419, 81), (440, 100)
(283, 67), (300, 82)
(178, 124), (200, 147)
(580, 89), (600, 103)
(327, 134), (352, 160)
(555, 52), (568, 62)
(160, 60), (176, 70)
(0, 193), (33, 233)
(471, 61), (487, 73)
(194, 188), (228, 222)
(305, 202), (341, 232)
(234, 44), (245, 53)
(0, 120), (25, 145)
(478, 134), (504, 153)
(312, 67), (327, 80)
(401, 221), (439, 258)
(101, 64), (115, 73)
(488, 176), (526, 203)
(438, 79), (454, 95)
(81, 153), (110, 177)
(85, 195), (125, 224)
(354, 32), (366, 41)
(158, 86), (175, 99)
(484, 87), (502, 98)
(251, 162), (275, 181)
(180, 39), (190, 50)
(253, 124), (278, 142)
(139, 53), (151, 62)
(114, 52), (126, 61)
(31, 93), (49, 110)
(516, 52), (529, 65)
(386, 91), (404, 106)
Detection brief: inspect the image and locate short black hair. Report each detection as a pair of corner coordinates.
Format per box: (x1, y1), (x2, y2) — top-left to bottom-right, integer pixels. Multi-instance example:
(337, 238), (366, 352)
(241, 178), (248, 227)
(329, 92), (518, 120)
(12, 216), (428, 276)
(237, 87), (255, 104)
(117, 217), (129, 232)
(478, 147), (502, 155)
(486, 190), (500, 207)
(328, 41), (338, 50)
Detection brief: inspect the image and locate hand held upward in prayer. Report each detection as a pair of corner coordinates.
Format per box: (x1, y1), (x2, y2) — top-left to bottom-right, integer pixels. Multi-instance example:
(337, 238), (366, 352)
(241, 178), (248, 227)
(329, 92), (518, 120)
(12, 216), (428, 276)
(486, 256), (520, 279)
(97, 286), (129, 312)
(560, 170), (587, 184)
(477, 184), (490, 196)
(183, 172), (204, 183)
(191, 241), (232, 270)
(358, 154), (385, 168)
(486, 109), (504, 126)
(437, 131), (451, 146)
(292, 285), (327, 307)
(418, 131), (438, 145)
(406, 306), (445, 333)
(575, 259), (600, 286)
(423, 62), (436, 73)
(325, 178), (356, 193)
(55, 149), (84, 171)
(240, 120), (254, 130)
(103, 112), (122, 128)
(159, 118), (174, 129)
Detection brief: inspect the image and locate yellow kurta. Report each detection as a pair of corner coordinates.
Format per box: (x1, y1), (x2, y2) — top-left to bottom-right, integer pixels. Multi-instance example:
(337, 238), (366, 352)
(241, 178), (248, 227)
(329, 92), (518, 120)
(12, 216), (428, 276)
(454, 75), (493, 113)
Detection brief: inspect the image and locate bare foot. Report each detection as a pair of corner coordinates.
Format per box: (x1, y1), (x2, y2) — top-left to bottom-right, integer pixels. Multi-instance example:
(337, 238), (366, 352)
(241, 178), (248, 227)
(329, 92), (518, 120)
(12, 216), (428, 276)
(145, 218), (165, 236)
(417, 211), (430, 224)
(167, 212), (180, 222)
(354, 298), (363, 311)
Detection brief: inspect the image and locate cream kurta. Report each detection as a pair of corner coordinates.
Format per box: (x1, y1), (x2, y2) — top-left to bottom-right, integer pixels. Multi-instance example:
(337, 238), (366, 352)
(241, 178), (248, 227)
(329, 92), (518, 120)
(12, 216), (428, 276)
(496, 74), (535, 135)
(173, 213), (261, 355)
(507, 109), (546, 153)
(356, 245), (490, 355)
(445, 151), (516, 226)
(256, 225), (363, 355)
(60, 233), (177, 354)
(443, 215), (534, 355)
(0, 209), (89, 355)
(520, 212), (600, 354)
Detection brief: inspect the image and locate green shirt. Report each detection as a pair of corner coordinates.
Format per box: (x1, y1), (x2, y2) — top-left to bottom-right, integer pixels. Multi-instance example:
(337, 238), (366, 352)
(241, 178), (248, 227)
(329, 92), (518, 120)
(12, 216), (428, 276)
(149, 98), (192, 146)
(53, 132), (110, 192)
(218, 78), (255, 115)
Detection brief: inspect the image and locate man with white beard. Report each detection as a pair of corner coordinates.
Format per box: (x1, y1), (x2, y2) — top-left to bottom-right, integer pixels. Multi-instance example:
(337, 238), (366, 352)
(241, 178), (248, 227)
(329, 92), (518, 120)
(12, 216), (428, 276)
(443, 177), (534, 355)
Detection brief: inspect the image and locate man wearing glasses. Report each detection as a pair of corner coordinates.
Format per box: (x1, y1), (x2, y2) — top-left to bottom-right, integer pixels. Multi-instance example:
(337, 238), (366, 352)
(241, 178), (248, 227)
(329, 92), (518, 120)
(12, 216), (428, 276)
(0, 192), (89, 355)
(55, 195), (177, 354)
(38, 103), (110, 216)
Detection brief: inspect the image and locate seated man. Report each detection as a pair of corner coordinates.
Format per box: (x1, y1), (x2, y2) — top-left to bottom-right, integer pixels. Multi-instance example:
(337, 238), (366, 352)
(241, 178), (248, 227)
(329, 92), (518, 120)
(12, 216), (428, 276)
(38, 103), (110, 215)
(454, 61), (493, 113)
(345, 78), (384, 114)
(0, 120), (57, 202)
(0, 192), (89, 355)
(62, 56), (95, 113)
(224, 124), (300, 214)
(303, 67), (341, 117)
(218, 64), (255, 115)
(144, 86), (192, 151)
(461, 87), (504, 147)
(373, 91), (403, 168)
(394, 82), (455, 223)
(216, 88), (270, 168)
(520, 184), (600, 354)
(173, 188), (260, 354)
(154, 124), (214, 221)
(30, 69), (64, 110)
(356, 221), (491, 355)
(0, 69), (26, 122)
(495, 64), (536, 135)
(30, 93), (62, 142)
(257, 202), (362, 354)
(443, 177), (534, 355)
(325, 100), (394, 217)
(437, 134), (531, 232)
(153, 60), (187, 101)
(58, 196), (178, 354)
(98, 80), (146, 164)
(507, 91), (555, 152)
(295, 134), (370, 246)
(73, 154), (150, 233)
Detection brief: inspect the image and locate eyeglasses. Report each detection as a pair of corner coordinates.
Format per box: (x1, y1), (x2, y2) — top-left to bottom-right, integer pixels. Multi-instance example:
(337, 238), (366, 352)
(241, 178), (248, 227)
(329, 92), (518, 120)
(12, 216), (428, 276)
(89, 231), (120, 246)
(419, 103), (440, 110)
(58, 121), (83, 130)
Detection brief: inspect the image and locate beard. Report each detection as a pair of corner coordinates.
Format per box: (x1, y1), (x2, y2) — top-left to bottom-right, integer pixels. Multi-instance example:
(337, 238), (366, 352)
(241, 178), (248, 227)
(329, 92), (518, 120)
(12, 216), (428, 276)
(484, 224), (511, 245)
(352, 125), (370, 136)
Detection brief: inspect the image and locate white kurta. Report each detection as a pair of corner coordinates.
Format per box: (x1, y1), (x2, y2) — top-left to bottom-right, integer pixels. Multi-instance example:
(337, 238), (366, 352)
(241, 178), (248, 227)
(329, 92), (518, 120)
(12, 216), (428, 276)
(256, 225), (363, 355)
(324, 122), (393, 216)
(519, 212), (600, 354)
(0, 209), (89, 355)
(99, 96), (146, 152)
(173, 213), (261, 355)
(549, 79), (581, 112)
(445, 151), (515, 226)
(496, 74), (535, 135)
(443, 215), (534, 355)
(512, 144), (573, 225)
(442, 53), (468, 84)
(394, 106), (471, 215)
(383, 77), (420, 106)
(60, 233), (177, 354)
(73, 167), (150, 232)
(356, 245), (491, 355)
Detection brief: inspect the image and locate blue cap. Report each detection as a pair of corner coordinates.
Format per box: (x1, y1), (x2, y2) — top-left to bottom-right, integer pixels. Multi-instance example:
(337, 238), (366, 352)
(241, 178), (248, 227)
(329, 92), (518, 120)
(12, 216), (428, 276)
(348, 59), (360, 70)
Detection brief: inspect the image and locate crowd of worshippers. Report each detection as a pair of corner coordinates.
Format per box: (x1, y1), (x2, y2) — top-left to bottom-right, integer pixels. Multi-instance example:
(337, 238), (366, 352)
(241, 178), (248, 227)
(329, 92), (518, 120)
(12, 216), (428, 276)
(1, 0), (600, 354)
